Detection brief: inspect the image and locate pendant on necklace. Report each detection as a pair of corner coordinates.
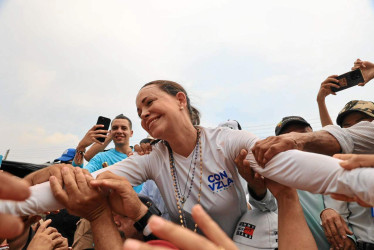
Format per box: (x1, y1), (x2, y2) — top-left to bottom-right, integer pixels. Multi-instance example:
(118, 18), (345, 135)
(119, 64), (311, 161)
(180, 196), (186, 204)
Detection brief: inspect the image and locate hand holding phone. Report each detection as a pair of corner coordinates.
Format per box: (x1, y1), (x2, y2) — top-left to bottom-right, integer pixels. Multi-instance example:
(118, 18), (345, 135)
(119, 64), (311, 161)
(331, 69), (364, 92)
(96, 116), (111, 143)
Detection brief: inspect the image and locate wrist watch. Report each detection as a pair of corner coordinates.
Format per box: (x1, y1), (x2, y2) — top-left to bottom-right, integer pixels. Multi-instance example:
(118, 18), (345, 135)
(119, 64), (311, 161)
(133, 201), (162, 233)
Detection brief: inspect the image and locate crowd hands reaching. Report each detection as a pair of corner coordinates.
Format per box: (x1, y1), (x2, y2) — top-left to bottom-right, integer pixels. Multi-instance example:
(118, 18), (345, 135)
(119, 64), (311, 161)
(0, 58), (374, 250)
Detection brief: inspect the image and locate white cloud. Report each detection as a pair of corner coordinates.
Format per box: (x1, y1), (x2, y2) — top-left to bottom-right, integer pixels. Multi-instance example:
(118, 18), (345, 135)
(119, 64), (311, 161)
(1, 0), (374, 162)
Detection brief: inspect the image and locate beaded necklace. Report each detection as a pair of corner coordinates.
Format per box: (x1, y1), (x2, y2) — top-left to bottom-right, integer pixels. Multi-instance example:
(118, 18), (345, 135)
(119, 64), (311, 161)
(167, 128), (203, 232)
(178, 142), (198, 205)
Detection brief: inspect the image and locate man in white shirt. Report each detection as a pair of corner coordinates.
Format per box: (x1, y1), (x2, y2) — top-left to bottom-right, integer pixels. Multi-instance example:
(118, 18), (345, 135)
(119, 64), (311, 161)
(252, 103), (374, 250)
(320, 100), (374, 250)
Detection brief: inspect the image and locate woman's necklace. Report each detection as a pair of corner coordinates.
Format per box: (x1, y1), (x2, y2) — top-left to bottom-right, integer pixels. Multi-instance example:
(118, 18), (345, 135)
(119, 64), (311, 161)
(179, 142), (198, 205)
(167, 128), (203, 232)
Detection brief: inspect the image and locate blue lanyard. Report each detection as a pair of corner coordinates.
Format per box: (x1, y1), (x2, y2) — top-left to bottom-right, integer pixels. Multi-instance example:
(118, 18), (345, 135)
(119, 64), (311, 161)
(371, 207), (374, 217)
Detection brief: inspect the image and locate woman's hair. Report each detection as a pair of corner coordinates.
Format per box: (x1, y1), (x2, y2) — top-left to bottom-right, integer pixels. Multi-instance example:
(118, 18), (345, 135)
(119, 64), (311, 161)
(112, 113), (132, 129)
(142, 80), (200, 125)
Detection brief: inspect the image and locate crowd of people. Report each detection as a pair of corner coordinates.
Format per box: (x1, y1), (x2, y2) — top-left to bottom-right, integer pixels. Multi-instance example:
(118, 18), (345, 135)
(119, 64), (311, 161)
(0, 58), (373, 250)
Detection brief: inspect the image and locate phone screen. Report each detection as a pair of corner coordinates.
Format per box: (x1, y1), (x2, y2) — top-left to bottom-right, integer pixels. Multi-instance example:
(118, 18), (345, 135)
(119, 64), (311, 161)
(96, 116), (111, 143)
(331, 69), (364, 92)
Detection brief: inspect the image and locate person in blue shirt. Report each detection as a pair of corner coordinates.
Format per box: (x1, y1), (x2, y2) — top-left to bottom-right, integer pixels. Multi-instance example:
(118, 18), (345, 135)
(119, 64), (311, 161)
(73, 114), (143, 193)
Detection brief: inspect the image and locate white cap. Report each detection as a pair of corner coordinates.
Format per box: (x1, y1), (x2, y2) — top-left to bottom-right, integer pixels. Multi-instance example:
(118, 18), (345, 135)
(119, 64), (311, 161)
(233, 209), (278, 250)
(218, 120), (241, 130)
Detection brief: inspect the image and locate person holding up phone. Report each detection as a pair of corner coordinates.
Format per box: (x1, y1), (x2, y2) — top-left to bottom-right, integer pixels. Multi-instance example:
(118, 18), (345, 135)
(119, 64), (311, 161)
(316, 74), (340, 127)
(311, 72), (374, 250)
(317, 59), (374, 128)
(73, 114), (135, 173)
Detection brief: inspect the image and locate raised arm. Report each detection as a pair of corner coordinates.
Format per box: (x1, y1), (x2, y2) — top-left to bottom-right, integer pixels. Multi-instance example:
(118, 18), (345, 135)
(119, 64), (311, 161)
(266, 179), (317, 250)
(317, 75), (339, 127)
(73, 124), (110, 166)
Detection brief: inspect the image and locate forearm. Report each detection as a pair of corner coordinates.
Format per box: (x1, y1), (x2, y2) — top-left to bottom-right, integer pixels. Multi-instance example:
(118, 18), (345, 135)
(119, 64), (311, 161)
(90, 208), (123, 250)
(317, 99), (333, 127)
(85, 142), (109, 162)
(295, 131), (341, 155)
(277, 190), (317, 250)
(24, 167), (53, 186)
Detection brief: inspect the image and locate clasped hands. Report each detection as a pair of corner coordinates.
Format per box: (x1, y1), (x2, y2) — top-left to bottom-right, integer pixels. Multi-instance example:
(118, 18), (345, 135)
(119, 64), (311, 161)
(49, 167), (147, 222)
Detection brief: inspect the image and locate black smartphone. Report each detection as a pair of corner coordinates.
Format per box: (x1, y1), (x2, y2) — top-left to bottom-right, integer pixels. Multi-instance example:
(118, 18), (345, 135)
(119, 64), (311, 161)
(96, 116), (111, 143)
(331, 69), (364, 92)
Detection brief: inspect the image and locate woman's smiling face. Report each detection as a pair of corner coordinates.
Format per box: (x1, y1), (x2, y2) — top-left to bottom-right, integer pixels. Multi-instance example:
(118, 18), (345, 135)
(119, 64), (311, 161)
(136, 84), (181, 139)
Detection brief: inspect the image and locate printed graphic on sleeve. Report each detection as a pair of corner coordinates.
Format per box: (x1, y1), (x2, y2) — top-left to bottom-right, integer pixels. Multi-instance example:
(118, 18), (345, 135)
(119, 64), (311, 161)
(207, 171), (234, 192)
(235, 222), (255, 239)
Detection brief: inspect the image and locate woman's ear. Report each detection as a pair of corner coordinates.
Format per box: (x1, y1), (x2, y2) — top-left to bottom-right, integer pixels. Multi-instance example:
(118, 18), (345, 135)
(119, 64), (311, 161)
(176, 92), (187, 107)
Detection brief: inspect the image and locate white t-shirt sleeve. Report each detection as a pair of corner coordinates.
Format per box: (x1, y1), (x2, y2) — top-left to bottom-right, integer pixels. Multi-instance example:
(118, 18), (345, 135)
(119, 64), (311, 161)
(321, 121), (374, 154)
(0, 151), (158, 216)
(251, 149), (374, 205)
(91, 151), (157, 185)
(219, 129), (277, 211)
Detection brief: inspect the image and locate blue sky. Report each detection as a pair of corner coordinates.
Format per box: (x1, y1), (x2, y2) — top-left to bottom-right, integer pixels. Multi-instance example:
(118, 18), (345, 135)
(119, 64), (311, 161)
(1, 0), (374, 163)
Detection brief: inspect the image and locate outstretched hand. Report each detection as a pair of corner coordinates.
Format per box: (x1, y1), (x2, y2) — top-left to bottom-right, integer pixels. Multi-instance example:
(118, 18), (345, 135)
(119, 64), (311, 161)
(25, 163), (72, 186)
(90, 171), (147, 221)
(27, 219), (66, 250)
(252, 133), (300, 167)
(330, 193), (372, 207)
(134, 142), (152, 155)
(234, 149), (266, 199)
(123, 204), (238, 250)
(317, 75), (339, 102)
(333, 153), (374, 170)
(49, 167), (108, 221)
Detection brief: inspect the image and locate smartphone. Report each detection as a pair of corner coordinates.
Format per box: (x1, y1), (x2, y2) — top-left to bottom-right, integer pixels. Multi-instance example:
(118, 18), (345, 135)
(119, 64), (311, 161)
(331, 69), (364, 92)
(96, 116), (111, 143)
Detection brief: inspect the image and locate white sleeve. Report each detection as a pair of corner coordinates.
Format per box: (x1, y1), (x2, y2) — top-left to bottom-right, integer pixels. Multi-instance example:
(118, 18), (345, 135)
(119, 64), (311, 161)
(0, 181), (63, 215)
(250, 149), (374, 205)
(222, 129), (278, 211)
(321, 121), (374, 154)
(0, 153), (155, 216)
(91, 153), (152, 184)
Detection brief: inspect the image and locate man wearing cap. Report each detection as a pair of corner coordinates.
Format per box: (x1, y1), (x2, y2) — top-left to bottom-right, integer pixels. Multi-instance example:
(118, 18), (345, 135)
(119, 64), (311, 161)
(253, 101), (374, 249)
(54, 148), (76, 164)
(275, 116), (341, 250)
(318, 100), (374, 250)
(336, 100), (374, 128)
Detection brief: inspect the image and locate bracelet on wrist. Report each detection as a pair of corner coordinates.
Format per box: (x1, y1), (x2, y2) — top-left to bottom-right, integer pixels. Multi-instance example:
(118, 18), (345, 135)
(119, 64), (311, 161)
(77, 150), (85, 156)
